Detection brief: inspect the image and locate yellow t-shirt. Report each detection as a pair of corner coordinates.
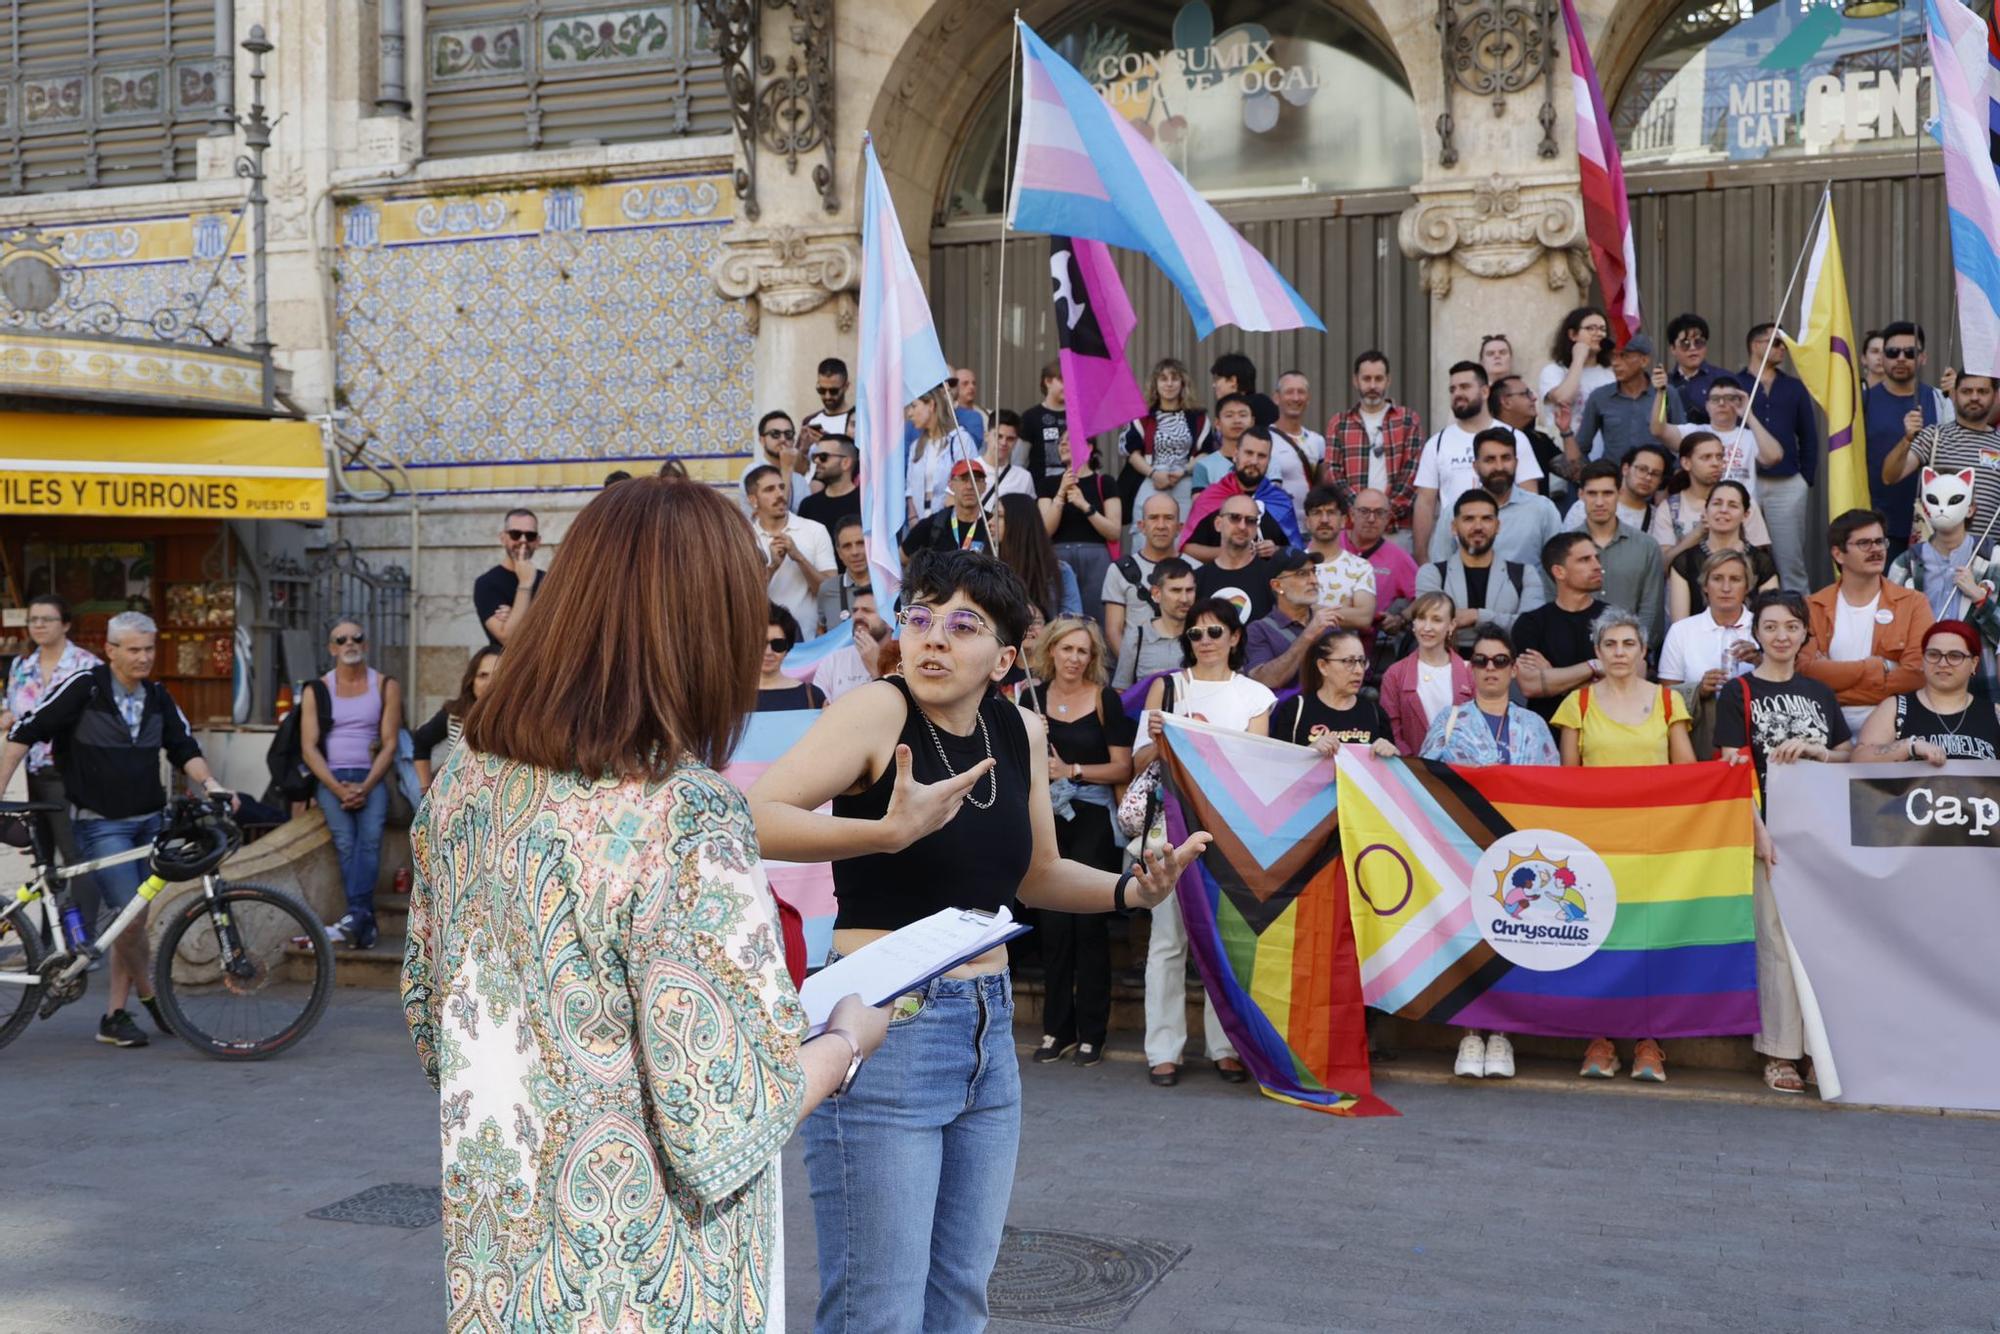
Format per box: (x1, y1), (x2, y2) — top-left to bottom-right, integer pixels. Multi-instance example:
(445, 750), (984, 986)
(1550, 683), (1692, 767)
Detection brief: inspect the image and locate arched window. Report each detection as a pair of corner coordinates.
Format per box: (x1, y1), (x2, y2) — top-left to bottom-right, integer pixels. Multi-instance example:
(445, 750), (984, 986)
(1614, 0), (1939, 169)
(944, 1), (1420, 220)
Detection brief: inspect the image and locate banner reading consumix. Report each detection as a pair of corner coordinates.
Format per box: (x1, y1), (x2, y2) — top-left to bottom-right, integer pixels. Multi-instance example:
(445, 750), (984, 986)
(0, 412), (328, 520)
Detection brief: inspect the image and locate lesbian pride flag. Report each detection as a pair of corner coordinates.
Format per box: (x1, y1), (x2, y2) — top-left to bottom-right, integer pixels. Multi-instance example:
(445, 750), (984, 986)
(1158, 717), (1392, 1116)
(1559, 0), (1642, 347)
(857, 134), (950, 597)
(1336, 753), (1756, 1039)
(1009, 21), (1322, 337)
(1049, 235), (1148, 468)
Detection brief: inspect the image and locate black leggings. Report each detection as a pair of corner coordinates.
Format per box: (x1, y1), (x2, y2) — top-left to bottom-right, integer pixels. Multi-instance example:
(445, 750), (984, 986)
(1042, 805), (1119, 1048)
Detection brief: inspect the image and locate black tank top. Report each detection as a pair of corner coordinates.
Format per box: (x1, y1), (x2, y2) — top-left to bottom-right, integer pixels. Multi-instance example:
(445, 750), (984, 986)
(830, 675), (1035, 931)
(1893, 692), (2000, 761)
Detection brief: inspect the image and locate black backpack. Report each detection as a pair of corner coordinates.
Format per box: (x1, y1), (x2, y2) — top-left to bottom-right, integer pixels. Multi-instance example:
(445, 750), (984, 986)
(265, 678), (332, 802)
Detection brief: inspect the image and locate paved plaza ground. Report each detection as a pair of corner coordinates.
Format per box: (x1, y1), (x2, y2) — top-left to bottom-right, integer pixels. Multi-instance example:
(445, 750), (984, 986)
(2, 989), (1995, 1333)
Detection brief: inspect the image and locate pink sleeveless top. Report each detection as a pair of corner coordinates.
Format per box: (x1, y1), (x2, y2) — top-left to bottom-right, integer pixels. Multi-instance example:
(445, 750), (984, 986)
(322, 669), (382, 770)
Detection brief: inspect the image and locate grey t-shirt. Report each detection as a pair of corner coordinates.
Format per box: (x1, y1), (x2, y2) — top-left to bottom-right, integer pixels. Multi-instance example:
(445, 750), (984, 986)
(1114, 617), (1186, 689)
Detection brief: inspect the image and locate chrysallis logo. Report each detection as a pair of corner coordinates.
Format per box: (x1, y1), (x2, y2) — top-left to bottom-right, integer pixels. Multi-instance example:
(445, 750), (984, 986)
(1469, 830), (1617, 972)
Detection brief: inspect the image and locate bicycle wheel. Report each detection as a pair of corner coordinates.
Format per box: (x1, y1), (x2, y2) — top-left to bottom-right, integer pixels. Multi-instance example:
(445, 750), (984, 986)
(0, 907), (49, 1052)
(151, 882), (334, 1060)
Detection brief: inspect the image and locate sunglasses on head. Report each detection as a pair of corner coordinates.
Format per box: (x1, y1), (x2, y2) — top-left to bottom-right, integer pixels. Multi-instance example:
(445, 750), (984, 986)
(333, 632), (366, 646)
(1468, 652), (1513, 669)
(1187, 625), (1230, 641)
(506, 528), (539, 543)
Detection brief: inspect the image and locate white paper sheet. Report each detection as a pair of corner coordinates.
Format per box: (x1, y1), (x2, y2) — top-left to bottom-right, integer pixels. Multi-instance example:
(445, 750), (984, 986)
(798, 906), (1027, 1033)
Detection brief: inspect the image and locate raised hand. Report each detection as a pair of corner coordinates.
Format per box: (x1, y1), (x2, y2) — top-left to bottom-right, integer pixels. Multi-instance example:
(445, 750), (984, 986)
(881, 743), (997, 850)
(1124, 832), (1213, 910)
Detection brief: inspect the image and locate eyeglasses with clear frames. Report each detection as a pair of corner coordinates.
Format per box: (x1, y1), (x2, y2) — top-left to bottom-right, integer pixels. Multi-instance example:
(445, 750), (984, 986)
(897, 606), (994, 640)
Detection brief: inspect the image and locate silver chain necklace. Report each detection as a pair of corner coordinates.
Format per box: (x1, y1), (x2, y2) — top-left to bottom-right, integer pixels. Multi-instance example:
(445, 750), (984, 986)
(916, 703), (998, 809)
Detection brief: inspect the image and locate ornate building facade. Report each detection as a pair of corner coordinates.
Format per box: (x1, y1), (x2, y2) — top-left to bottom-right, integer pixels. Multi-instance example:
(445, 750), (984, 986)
(2, 0), (1955, 715)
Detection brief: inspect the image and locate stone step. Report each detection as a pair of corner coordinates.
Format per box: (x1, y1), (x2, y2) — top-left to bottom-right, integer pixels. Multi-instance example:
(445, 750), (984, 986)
(375, 892), (410, 937)
(284, 932), (407, 990)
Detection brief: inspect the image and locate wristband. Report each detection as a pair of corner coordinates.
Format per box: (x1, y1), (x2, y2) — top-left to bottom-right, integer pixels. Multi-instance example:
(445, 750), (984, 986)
(1113, 867), (1136, 914)
(821, 1025), (866, 1096)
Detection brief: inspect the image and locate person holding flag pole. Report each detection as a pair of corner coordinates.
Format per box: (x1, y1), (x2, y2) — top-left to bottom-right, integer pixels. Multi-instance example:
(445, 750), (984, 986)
(1783, 188), (1871, 529)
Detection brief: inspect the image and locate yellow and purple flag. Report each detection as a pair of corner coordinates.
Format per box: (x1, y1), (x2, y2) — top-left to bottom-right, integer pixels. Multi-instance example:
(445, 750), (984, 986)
(1783, 195), (1869, 519)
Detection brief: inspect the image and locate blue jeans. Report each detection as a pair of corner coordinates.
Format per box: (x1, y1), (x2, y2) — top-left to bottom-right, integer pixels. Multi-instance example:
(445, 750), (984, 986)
(803, 968), (1021, 1334)
(316, 767), (386, 933)
(73, 811), (166, 913)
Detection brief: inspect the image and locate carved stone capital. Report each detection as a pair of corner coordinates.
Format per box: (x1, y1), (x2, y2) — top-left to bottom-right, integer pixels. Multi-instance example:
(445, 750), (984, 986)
(713, 224), (859, 333)
(1398, 173), (1587, 301)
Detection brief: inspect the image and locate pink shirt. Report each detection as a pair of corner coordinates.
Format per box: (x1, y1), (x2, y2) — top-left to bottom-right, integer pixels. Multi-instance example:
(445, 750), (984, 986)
(1340, 532), (1419, 612)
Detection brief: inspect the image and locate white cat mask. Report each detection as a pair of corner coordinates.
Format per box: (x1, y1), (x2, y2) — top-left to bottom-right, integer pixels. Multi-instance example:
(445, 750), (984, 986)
(1921, 466), (1974, 531)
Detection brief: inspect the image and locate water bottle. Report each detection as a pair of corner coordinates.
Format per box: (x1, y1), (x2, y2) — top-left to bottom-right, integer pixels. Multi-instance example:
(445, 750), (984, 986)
(60, 903), (90, 952)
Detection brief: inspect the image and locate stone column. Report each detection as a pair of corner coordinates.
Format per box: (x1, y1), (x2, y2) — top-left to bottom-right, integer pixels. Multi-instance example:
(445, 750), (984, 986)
(715, 224), (859, 413)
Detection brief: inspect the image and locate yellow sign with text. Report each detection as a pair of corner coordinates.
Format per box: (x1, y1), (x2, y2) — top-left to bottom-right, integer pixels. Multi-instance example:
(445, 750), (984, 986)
(0, 413), (327, 520)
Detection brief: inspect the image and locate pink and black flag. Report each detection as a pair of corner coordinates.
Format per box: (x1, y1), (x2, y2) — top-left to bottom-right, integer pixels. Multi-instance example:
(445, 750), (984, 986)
(1560, 0), (1642, 347)
(1048, 236), (1148, 470)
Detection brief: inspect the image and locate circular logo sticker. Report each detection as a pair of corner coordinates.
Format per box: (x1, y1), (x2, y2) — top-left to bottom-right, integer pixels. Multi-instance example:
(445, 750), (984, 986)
(1469, 829), (1618, 972)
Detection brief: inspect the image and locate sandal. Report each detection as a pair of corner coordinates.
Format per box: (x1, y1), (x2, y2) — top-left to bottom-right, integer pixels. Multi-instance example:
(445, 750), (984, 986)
(1763, 1059), (1805, 1094)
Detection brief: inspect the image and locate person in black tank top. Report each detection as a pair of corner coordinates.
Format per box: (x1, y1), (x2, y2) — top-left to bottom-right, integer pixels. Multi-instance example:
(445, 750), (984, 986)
(1855, 620), (2000, 763)
(748, 551), (1207, 1333)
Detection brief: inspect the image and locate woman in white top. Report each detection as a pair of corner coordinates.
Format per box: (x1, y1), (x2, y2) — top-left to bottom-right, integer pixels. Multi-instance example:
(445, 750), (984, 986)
(1380, 591), (1474, 755)
(1537, 306), (1616, 443)
(906, 384), (978, 524)
(1131, 597), (1274, 1089)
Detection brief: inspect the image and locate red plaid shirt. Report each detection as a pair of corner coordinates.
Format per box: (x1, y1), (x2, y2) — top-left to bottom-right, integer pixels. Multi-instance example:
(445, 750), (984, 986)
(1322, 402), (1425, 530)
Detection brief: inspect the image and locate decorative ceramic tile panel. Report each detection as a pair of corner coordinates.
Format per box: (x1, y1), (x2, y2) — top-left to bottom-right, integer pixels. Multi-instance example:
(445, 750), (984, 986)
(332, 172), (753, 495)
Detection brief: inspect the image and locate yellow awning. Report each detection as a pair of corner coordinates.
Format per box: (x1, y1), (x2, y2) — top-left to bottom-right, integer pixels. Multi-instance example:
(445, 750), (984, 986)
(0, 413), (327, 520)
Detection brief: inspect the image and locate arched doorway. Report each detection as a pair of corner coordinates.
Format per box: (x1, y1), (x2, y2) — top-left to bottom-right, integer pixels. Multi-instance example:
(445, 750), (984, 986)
(923, 1), (1432, 429)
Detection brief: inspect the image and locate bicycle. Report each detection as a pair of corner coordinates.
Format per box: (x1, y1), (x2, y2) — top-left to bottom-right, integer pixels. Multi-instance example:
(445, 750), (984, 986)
(0, 795), (334, 1059)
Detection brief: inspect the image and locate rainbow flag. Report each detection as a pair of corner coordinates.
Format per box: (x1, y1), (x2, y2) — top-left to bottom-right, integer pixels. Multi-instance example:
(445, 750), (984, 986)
(722, 711), (837, 966)
(1336, 754), (1756, 1038)
(1158, 717), (1393, 1116)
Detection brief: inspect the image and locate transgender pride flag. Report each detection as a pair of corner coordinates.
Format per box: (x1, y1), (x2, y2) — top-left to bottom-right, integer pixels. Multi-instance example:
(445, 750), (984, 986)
(857, 134), (951, 598)
(1923, 0), (2000, 377)
(1559, 0), (1642, 347)
(1008, 21), (1322, 337)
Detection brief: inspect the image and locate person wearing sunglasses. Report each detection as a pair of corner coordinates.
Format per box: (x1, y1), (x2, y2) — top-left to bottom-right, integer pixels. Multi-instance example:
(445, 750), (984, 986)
(1860, 321), (1945, 555)
(742, 408), (812, 512)
(1854, 619), (2000, 763)
(473, 507), (544, 648)
(1663, 312), (1728, 424)
(1878, 369), (1998, 557)
(1797, 508), (1935, 733)
(299, 617), (402, 950)
(1271, 628), (1395, 758)
(749, 549), (1208, 1330)
(754, 604), (828, 713)
(800, 355), (852, 446)
(1131, 597), (1274, 1089)
(796, 432), (860, 533)
(1418, 623), (1557, 1080)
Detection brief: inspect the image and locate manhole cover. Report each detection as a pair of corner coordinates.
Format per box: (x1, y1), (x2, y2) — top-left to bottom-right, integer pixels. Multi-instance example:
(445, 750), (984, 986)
(307, 1183), (443, 1229)
(987, 1227), (1190, 1329)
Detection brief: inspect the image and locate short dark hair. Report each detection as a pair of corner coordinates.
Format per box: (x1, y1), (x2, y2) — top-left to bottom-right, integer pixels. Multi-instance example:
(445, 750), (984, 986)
(1880, 320), (1924, 350)
(1039, 360), (1063, 392)
(993, 408), (1021, 430)
(1625, 441), (1675, 476)
(504, 507), (538, 524)
(1181, 597), (1248, 670)
(1214, 391), (1254, 418)
(1749, 589), (1811, 642)
(1665, 312), (1710, 344)
(1578, 460), (1622, 489)
(1298, 627), (1367, 697)
(1448, 359), (1489, 386)
(1472, 426), (1517, 458)
(816, 357), (848, 379)
(603, 469), (632, 486)
(767, 601), (803, 649)
(1955, 370), (1999, 390)
(1304, 484), (1349, 515)
(1709, 479), (1752, 510)
(1861, 328), (1883, 350)
(1485, 375), (1523, 417)
(26, 592), (71, 622)
(757, 410), (794, 436)
(1353, 349), (1390, 376)
(742, 463), (780, 495)
(1210, 353), (1258, 393)
(831, 512), (864, 540)
(1453, 488), (1499, 518)
(902, 549), (1033, 650)
(1829, 507), (1887, 551)
(1148, 555), (1197, 588)
(658, 458), (689, 479)
(1469, 622), (1515, 656)
(1542, 530), (1596, 576)
(1745, 320), (1778, 349)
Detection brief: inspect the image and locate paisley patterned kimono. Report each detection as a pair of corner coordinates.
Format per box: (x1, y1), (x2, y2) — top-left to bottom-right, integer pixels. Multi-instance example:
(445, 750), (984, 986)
(402, 749), (807, 1332)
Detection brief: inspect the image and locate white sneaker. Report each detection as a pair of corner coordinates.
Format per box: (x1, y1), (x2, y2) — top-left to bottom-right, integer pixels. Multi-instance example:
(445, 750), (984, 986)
(1483, 1033), (1516, 1079)
(1454, 1032), (1486, 1078)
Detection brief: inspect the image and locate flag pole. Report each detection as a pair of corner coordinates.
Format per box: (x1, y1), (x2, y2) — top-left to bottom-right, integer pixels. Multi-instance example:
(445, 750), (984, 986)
(1744, 186), (1829, 428)
(992, 13), (1021, 430)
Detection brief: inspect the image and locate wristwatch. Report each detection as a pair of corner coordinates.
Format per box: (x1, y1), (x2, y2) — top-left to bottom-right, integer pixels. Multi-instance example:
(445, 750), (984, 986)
(823, 1026), (866, 1096)
(1071, 763), (1082, 780)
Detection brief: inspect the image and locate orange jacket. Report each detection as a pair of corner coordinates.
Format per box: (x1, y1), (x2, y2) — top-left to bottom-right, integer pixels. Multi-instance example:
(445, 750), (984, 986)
(1796, 579), (1934, 707)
